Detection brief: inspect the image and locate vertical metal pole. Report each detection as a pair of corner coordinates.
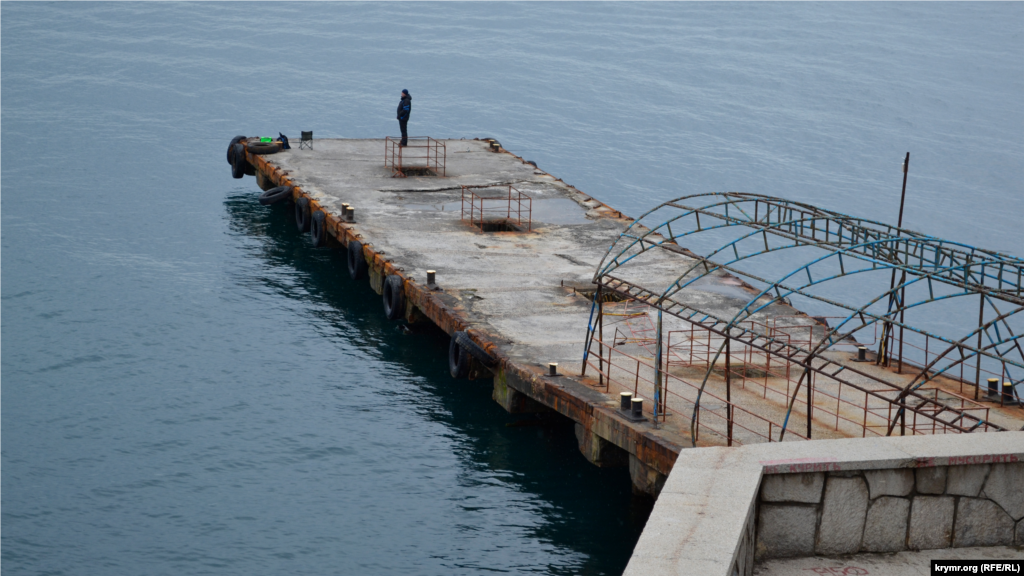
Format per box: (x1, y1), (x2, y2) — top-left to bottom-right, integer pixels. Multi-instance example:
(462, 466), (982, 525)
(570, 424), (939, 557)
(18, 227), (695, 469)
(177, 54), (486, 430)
(726, 327), (732, 446)
(975, 293), (984, 400)
(805, 366), (813, 439)
(898, 272), (906, 373)
(598, 287), (604, 387)
(879, 152), (910, 365)
(655, 309), (663, 426)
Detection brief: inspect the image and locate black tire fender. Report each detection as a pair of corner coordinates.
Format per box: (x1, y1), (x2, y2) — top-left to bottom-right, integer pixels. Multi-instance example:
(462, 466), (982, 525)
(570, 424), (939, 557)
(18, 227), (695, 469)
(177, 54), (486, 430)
(227, 135), (246, 165)
(231, 143), (246, 179)
(455, 331), (498, 368)
(449, 332), (470, 379)
(294, 197), (311, 233)
(347, 240), (367, 280)
(258, 185), (293, 206)
(246, 141), (281, 155)
(526, 160), (537, 168)
(382, 275), (405, 320)
(310, 210), (327, 247)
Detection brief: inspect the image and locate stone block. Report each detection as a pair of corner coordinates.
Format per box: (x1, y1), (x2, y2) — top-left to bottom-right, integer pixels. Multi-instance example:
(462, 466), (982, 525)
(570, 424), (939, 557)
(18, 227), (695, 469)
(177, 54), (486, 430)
(953, 497), (1014, 547)
(916, 466), (947, 494)
(946, 464), (989, 497)
(864, 469), (914, 498)
(1017, 520), (1024, 545)
(815, 476), (868, 555)
(981, 462), (1024, 520)
(756, 504), (817, 559)
(862, 496), (910, 553)
(908, 496), (955, 549)
(760, 473), (824, 503)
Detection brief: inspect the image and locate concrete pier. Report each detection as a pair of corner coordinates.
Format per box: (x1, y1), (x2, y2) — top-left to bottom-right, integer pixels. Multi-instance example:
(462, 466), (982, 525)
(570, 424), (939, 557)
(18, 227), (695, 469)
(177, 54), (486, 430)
(237, 138), (1024, 500)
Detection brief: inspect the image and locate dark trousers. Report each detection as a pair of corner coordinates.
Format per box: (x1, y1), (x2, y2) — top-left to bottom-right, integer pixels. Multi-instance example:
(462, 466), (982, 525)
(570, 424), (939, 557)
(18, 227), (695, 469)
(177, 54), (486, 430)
(399, 119), (408, 146)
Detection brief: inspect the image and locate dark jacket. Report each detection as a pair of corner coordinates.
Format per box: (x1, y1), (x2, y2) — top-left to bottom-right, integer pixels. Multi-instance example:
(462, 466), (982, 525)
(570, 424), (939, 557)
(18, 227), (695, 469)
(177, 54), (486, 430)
(397, 95), (411, 121)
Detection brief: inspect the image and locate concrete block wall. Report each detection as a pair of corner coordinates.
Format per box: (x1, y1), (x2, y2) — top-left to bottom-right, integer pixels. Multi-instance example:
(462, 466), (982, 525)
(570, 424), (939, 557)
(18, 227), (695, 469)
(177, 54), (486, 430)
(755, 461), (1024, 561)
(623, 433), (1024, 576)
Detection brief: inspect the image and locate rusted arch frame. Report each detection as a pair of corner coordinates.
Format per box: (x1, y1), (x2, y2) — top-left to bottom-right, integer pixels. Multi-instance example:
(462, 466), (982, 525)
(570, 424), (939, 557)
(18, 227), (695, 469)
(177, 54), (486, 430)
(884, 297), (1024, 400)
(684, 259), (1017, 444)
(656, 234), (1024, 373)
(652, 218), (931, 319)
(884, 312), (1024, 436)
(593, 192), (914, 279)
(591, 275), (1009, 443)
(708, 242), (1024, 370)
(595, 197), (855, 280)
(681, 252), (1024, 442)
(597, 195), (1023, 302)
(592, 216), (1023, 439)
(656, 288), (1002, 445)
(601, 203), (1022, 304)
(763, 260), (1024, 439)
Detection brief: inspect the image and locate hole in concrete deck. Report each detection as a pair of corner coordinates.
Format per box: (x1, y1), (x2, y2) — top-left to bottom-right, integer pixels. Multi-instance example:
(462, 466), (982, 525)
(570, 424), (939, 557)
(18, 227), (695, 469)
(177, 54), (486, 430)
(396, 167), (439, 177)
(474, 219), (528, 233)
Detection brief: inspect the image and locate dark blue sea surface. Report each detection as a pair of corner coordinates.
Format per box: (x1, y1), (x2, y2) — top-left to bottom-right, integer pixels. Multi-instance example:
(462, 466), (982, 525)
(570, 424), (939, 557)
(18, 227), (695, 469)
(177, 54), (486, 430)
(3, 3), (1022, 575)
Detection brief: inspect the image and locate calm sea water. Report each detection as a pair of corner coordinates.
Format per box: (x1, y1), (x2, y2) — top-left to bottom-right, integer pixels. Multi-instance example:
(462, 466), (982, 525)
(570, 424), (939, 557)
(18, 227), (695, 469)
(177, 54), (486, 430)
(3, 3), (1022, 575)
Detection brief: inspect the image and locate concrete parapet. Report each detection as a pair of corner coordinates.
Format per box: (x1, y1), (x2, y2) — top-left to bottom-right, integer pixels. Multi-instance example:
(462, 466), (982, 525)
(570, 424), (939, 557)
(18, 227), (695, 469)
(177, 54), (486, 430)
(623, 432), (1024, 576)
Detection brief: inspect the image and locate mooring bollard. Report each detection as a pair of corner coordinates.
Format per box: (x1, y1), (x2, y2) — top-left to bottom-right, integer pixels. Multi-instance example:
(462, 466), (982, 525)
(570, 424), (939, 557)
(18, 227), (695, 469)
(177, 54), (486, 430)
(426, 270), (436, 285)
(857, 346), (867, 361)
(548, 362), (558, 376)
(631, 397), (643, 418)
(988, 378), (1000, 397)
(620, 392), (632, 411)
(1003, 381), (1016, 404)
(345, 207), (355, 222)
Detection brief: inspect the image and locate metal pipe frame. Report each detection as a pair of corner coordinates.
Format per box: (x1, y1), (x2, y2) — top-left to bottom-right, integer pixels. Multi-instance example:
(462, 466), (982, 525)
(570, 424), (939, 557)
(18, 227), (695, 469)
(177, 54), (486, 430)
(584, 193), (1022, 444)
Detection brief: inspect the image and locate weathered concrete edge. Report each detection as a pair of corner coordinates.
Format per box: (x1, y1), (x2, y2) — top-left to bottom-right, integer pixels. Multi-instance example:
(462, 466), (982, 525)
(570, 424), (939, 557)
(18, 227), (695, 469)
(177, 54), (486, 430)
(245, 148), (682, 478)
(623, 432), (1024, 576)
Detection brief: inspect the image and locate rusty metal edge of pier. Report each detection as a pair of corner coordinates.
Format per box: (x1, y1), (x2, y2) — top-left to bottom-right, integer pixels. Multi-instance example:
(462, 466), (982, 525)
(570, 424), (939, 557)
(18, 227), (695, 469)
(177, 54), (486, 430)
(243, 145), (683, 484)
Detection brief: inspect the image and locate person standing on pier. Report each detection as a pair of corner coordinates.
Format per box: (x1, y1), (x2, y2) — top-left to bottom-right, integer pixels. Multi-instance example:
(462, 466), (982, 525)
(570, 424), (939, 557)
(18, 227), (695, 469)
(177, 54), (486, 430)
(397, 89), (412, 146)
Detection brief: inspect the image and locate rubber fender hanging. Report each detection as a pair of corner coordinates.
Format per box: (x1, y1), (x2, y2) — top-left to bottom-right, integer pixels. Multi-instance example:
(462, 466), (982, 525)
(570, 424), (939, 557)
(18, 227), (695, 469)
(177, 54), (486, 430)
(347, 240), (367, 280)
(227, 135), (246, 165)
(246, 141), (281, 155)
(231, 143), (246, 179)
(448, 332), (470, 379)
(382, 275), (405, 321)
(294, 197), (311, 233)
(310, 210), (327, 248)
(455, 331), (498, 368)
(258, 185), (293, 206)
(526, 160), (537, 168)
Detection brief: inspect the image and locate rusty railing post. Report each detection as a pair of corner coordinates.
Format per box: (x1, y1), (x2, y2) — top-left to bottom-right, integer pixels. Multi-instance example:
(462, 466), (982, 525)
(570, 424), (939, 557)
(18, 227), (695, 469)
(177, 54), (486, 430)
(726, 327), (732, 445)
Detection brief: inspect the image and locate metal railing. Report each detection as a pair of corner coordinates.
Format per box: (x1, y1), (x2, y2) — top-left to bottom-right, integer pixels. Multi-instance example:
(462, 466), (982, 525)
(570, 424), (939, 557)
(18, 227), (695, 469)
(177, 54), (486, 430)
(460, 185), (532, 232)
(583, 291), (1001, 447)
(384, 137), (446, 177)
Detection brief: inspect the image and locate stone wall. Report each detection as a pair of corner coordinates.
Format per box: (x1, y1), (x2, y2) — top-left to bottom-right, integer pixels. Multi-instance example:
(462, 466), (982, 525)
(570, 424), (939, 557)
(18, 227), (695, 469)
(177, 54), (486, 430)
(756, 460), (1023, 561)
(623, 433), (1024, 576)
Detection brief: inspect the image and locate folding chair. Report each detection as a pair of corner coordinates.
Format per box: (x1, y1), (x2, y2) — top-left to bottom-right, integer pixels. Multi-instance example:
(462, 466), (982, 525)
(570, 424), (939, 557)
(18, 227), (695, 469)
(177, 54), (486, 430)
(299, 131), (313, 150)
